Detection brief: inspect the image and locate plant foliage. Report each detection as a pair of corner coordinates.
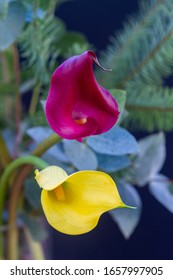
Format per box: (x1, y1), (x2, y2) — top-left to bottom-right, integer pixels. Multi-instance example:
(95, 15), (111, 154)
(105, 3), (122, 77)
(1, 0), (173, 259)
(97, 0), (173, 131)
(19, 15), (66, 85)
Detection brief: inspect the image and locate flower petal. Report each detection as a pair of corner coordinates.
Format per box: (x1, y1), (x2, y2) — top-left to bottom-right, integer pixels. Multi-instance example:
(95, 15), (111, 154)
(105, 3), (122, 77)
(46, 51), (119, 140)
(35, 166), (68, 190)
(41, 171), (126, 235)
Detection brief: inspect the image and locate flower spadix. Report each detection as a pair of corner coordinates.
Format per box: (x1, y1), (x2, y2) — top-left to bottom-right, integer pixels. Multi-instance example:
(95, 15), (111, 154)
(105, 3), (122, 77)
(45, 50), (119, 141)
(35, 166), (127, 235)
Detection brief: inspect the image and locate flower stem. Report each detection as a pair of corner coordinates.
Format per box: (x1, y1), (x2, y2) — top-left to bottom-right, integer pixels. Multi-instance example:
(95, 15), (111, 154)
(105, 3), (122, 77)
(29, 84), (40, 117)
(31, 133), (61, 157)
(0, 133), (11, 168)
(0, 156), (48, 259)
(6, 134), (61, 259)
(7, 166), (32, 260)
(12, 44), (22, 157)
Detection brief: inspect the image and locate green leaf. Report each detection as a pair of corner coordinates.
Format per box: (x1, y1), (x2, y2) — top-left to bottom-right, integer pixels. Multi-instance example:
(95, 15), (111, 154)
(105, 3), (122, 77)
(124, 84), (173, 132)
(97, 0), (173, 132)
(109, 89), (126, 124)
(19, 15), (65, 84)
(0, 1), (25, 51)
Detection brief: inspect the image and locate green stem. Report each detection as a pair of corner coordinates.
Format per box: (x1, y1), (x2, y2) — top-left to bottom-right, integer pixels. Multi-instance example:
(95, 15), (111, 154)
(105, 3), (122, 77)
(48, 0), (58, 15)
(0, 156), (48, 259)
(31, 133), (61, 157)
(126, 104), (173, 112)
(29, 84), (40, 117)
(6, 133), (61, 259)
(12, 44), (22, 157)
(0, 133), (11, 168)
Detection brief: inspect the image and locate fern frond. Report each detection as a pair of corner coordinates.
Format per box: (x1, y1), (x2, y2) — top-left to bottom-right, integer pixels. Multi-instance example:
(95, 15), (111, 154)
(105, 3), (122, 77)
(97, 0), (173, 131)
(19, 15), (65, 85)
(124, 83), (173, 131)
(97, 0), (167, 86)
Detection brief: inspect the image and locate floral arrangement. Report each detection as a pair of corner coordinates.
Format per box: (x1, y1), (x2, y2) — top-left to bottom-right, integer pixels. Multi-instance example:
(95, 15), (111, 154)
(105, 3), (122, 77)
(0, 0), (173, 260)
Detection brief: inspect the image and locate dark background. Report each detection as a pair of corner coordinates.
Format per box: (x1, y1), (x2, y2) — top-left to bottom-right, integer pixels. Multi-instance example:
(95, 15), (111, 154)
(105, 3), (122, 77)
(48, 0), (173, 260)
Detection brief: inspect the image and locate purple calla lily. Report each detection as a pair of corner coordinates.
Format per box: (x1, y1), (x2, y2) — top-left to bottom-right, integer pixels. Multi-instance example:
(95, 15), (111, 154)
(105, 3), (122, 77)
(45, 50), (119, 140)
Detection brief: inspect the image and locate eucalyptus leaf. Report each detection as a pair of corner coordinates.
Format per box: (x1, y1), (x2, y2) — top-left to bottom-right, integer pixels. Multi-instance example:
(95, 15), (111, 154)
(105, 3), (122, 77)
(26, 126), (69, 163)
(133, 132), (166, 186)
(22, 213), (48, 242)
(97, 153), (130, 172)
(109, 89), (126, 124)
(42, 153), (76, 175)
(24, 178), (42, 210)
(109, 182), (142, 239)
(0, 0), (8, 19)
(40, 100), (46, 111)
(26, 126), (53, 143)
(43, 142), (70, 164)
(149, 174), (173, 213)
(25, 7), (45, 22)
(168, 182), (173, 194)
(0, 1), (25, 51)
(87, 126), (138, 156)
(2, 128), (15, 155)
(20, 78), (35, 95)
(63, 140), (98, 170)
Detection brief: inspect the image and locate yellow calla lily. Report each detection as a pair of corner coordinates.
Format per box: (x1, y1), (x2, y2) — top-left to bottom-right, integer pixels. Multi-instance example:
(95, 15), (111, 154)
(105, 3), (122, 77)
(35, 166), (128, 235)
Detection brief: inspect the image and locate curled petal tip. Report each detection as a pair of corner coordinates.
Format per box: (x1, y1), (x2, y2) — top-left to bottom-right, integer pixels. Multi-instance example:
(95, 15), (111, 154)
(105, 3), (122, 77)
(93, 56), (112, 72)
(35, 169), (38, 174)
(88, 51), (112, 71)
(34, 169), (39, 177)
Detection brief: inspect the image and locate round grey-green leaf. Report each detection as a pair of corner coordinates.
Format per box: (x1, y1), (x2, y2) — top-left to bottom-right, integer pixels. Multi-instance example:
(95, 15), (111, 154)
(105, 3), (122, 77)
(0, 1), (25, 51)
(63, 140), (98, 170)
(97, 153), (130, 172)
(87, 126), (138, 155)
(149, 174), (173, 213)
(133, 132), (166, 186)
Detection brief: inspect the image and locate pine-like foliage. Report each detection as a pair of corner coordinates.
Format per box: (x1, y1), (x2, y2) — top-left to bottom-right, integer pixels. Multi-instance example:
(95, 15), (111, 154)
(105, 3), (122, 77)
(18, 7), (91, 127)
(97, 0), (173, 131)
(19, 15), (66, 85)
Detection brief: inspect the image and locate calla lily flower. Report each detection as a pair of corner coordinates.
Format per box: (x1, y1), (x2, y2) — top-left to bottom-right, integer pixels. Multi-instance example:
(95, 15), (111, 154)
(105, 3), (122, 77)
(35, 166), (128, 235)
(45, 50), (119, 140)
